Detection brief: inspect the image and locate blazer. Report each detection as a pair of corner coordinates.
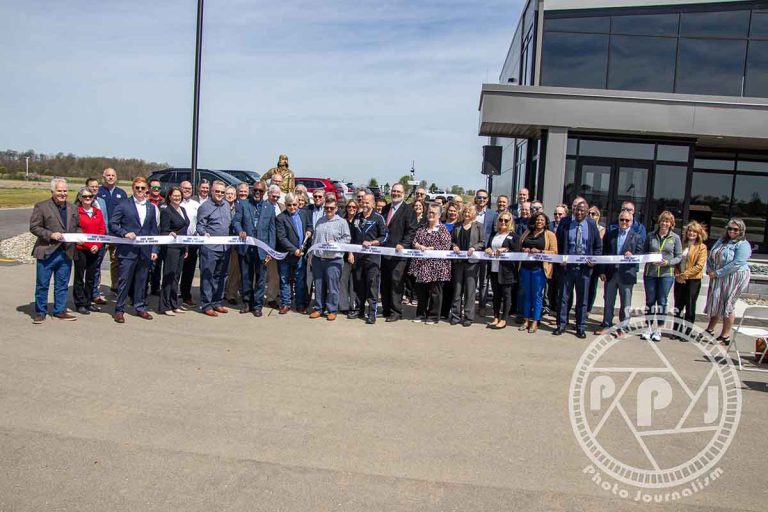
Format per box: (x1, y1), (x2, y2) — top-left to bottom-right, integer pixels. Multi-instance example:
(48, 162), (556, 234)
(159, 204), (190, 238)
(276, 209), (313, 259)
(109, 198), (159, 259)
(29, 198), (81, 260)
(480, 208), (498, 245)
(486, 231), (518, 285)
(232, 197), (276, 260)
(518, 229), (558, 279)
(381, 202), (418, 251)
(676, 242), (707, 281)
(598, 228), (644, 284)
(450, 221), (485, 259)
(556, 216), (603, 257)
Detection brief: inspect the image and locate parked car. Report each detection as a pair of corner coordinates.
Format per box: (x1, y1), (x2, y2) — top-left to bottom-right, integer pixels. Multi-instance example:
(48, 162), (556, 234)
(368, 186), (382, 200)
(217, 169), (261, 188)
(346, 182), (356, 195)
(148, 168), (244, 195)
(424, 190), (455, 201)
(332, 180), (353, 200)
(294, 177), (343, 202)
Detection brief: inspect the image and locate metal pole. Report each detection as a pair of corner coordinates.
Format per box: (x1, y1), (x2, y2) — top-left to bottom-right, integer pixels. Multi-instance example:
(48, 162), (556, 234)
(191, 0), (205, 189)
(25, 156), (29, 180)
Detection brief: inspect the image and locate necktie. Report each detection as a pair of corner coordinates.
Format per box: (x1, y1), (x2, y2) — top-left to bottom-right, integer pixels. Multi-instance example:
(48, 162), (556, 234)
(386, 206), (394, 225)
(576, 224), (584, 255)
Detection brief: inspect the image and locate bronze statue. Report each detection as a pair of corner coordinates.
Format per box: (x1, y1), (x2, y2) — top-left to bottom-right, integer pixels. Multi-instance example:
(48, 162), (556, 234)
(261, 154), (295, 193)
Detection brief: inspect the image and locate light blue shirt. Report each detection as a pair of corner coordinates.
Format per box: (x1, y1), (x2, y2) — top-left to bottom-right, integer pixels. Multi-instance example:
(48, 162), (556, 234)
(617, 228), (629, 254)
(568, 217), (589, 255)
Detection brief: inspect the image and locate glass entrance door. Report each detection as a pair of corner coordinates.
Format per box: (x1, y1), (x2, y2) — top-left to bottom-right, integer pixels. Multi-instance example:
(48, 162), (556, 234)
(574, 159), (651, 226)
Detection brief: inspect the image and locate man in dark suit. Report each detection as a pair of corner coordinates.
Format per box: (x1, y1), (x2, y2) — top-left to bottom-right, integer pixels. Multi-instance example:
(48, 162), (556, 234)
(109, 177), (159, 323)
(276, 193), (313, 314)
(595, 210), (644, 336)
(29, 178), (81, 323)
(232, 182), (276, 316)
(475, 189), (497, 311)
(380, 183), (418, 322)
(554, 197), (603, 338)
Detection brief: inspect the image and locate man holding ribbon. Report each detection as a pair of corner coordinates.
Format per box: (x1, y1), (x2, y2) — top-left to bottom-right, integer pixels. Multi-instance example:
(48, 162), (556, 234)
(196, 181), (232, 317)
(348, 193), (388, 324)
(276, 193), (313, 314)
(380, 183), (418, 323)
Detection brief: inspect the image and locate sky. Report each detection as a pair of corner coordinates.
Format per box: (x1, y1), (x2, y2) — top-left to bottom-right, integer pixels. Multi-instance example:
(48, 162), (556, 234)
(0, 0), (522, 190)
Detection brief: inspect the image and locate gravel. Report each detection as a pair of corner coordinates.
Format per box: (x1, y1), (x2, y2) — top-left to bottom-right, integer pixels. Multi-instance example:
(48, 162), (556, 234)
(0, 232), (36, 264)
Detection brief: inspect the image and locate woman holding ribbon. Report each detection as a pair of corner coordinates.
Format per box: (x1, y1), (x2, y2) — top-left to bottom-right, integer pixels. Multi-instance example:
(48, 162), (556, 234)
(158, 186), (189, 315)
(641, 211), (682, 341)
(309, 197), (350, 320)
(518, 212), (557, 334)
(409, 204), (452, 324)
(449, 205), (484, 326)
(485, 211), (518, 330)
(72, 187), (106, 315)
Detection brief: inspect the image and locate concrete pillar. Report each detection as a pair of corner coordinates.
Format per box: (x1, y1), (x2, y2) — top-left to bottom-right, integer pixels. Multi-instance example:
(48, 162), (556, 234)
(542, 127), (568, 211)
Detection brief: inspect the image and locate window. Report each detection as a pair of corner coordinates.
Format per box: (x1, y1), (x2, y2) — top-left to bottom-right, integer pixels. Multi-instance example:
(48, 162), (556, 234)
(733, 174), (768, 247)
(676, 38), (747, 96)
(567, 138), (578, 156)
(752, 11), (768, 38)
(694, 157), (735, 171)
(657, 145), (690, 162)
(737, 157), (768, 173)
(541, 33), (608, 88)
(690, 172), (734, 240)
(680, 10), (750, 38)
(158, 172), (176, 183)
(579, 139), (655, 160)
(652, 164), (687, 224)
(544, 16), (610, 34)
(745, 40), (768, 98)
(611, 13), (679, 36)
(608, 35), (677, 92)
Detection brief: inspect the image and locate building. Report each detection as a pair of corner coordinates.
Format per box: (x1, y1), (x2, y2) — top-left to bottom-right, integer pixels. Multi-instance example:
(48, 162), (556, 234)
(479, 0), (768, 252)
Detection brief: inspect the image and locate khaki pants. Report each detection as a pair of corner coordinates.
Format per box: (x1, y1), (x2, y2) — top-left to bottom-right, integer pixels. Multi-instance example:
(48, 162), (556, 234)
(224, 249), (241, 302)
(266, 259), (279, 303)
(108, 244), (119, 291)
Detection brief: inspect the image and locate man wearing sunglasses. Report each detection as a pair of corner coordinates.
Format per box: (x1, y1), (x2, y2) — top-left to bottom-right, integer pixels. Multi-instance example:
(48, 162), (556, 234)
(145, 178), (165, 296)
(276, 193), (313, 314)
(109, 177), (160, 323)
(475, 189), (496, 311)
(606, 200), (647, 244)
(196, 181), (233, 317)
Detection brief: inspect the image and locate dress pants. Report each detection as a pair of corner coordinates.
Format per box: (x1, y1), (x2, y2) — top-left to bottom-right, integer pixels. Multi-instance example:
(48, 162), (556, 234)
(278, 256), (306, 308)
(415, 281), (444, 322)
(108, 244), (119, 290)
(239, 248), (268, 310)
(199, 246), (230, 312)
(339, 259), (356, 312)
(73, 249), (100, 309)
(519, 266), (546, 321)
(674, 278), (701, 333)
(224, 248), (241, 302)
(353, 255), (380, 318)
(159, 246), (185, 312)
(489, 272), (512, 320)
(381, 256), (408, 319)
(450, 261), (478, 322)
(34, 248), (72, 316)
(312, 257), (343, 313)
(558, 264), (592, 331)
(601, 274), (634, 327)
(116, 255), (152, 313)
(477, 261), (490, 309)
(180, 245), (199, 301)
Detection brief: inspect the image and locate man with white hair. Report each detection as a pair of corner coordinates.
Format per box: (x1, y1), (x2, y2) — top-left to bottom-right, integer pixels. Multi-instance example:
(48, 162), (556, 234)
(265, 184), (285, 307)
(29, 178), (81, 323)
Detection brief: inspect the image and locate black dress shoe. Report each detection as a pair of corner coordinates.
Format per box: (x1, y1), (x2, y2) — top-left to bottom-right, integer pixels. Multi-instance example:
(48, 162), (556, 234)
(450, 319), (460, 326)
(88, 304), (101, 312)
(366, 316), (376, 325)
(576, 330), (587, 339)
(347, 311), (359, 320)
(462, 320), (472, 327)
(385, 315), (400, 323)
(77, 306), (90, 315)
(553, 328), (565, 336)
(253, 309), (263, 317)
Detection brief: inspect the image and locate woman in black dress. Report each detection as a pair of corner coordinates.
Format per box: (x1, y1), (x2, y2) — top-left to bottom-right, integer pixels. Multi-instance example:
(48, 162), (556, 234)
(159, 187), (190, 315)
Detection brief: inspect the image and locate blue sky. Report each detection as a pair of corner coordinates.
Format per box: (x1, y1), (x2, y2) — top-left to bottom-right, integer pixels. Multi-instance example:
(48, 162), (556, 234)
(0, 0), (521, 189)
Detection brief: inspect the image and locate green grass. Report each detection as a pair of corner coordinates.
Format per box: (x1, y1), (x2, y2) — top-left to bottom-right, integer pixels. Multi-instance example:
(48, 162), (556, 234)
(0, 188), (54, 208)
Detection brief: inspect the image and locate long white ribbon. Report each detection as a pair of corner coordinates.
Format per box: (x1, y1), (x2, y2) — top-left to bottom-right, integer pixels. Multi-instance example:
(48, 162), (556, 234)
(61, 234), (662, 264)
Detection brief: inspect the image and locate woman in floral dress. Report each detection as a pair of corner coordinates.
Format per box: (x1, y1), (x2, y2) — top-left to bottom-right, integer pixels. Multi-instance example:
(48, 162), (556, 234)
(409, 204), (452, 324)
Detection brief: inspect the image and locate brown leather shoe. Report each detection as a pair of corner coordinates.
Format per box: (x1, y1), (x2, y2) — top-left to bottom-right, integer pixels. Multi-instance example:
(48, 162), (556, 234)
(327, 313), (337, 321)
(279, 305), (290, 315)
(93, 296), (108, 305)
(309, 310), (322, 319)
(296, 307), (307, 314)
(213, 306), (228, 314)
(33, 314), (46, 324)
(203, 309), (218, 317)
(54, 312), (77, 321)
(114, 312), (125, 323)
(137, 311), (153, 320)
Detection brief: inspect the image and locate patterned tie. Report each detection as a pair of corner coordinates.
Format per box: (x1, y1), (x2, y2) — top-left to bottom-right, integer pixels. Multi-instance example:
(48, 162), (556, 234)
(576, 223), (584, 255)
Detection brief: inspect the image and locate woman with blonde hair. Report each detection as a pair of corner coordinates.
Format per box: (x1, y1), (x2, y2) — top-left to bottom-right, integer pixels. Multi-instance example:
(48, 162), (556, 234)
(673, 221), (708, 339)
(449, 205), (484, 326)
(587, 205), (605, 313)
(642, 211), (682, 341)
(484, 211), (518, 330)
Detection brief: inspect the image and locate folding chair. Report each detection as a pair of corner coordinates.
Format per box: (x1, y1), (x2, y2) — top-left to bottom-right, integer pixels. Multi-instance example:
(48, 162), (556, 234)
(727, 306), (768, 373)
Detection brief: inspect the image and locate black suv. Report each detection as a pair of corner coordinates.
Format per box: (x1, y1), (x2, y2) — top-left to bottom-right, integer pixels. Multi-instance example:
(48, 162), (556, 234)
(148, 168), (245, 195)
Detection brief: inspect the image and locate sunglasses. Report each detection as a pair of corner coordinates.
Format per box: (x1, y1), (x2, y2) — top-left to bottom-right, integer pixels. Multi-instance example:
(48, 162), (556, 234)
(589, 212), (599, 217)
(499, 218), (511, 223)
(213, 190), (225, 194)
(81, 194), (93, 199)
(151, 186), (161, 190)
(286, 203), (298, 206)
(347, 206), (358, 210)
(254, 189), (265, 193)
(476, 196), (488, 200)
(726, 227), (740, 232)
(619, 219), (631, 223)
(313, 195), (324, 199)
(324, 206), (336, 211)
(134, 186), (147, 190)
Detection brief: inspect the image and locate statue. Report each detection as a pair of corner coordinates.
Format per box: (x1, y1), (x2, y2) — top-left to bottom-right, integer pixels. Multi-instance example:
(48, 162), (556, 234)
(261, 154), (295, 193)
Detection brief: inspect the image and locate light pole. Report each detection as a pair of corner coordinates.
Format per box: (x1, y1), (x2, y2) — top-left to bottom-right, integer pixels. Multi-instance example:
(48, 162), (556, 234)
(25, 156), (29, 180)
(191, 0), (205, 189)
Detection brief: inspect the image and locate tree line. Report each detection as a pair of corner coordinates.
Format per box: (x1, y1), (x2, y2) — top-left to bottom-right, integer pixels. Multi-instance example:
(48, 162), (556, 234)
(0, 149), (168, 180)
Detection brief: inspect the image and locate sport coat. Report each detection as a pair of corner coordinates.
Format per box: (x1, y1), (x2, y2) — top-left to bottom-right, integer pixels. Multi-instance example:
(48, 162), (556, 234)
(276, 209), (313, 258)
(109, 198), (159, 259)
(381, 201), (417, 250)
(556, 216), (603, 257)
(232, 197), (276, 260)
(598, 228), (644, 284)
(479, 208), (498, 245)
(450, 221), (485, 254)
(29, 198), (81, 260)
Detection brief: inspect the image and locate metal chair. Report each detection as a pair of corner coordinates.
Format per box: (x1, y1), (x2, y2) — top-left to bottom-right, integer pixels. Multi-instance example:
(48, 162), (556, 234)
(727, 306), (768, 373)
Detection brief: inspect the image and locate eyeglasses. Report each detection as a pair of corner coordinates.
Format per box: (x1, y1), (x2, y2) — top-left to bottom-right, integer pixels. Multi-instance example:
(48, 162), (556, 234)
(324, 206), (336, 211)
(254, 189), (265, 194)
(134, 186), (147, 190)
(286, 203), (298, 207)
(213, 190), (225, 194)
(346, 206), (358, 210)
(81, 194), (93, 199)
(151, 186), (161, 190)
(498, 218), (511, 223)
(619, 219), (631, 223)
(589, 212), (599, 217)
(726, 227), (740, 232)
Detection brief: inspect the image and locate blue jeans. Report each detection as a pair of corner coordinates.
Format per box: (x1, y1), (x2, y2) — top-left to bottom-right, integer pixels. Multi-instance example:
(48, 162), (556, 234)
(644, 274), (675, 320)
(312, 257), (343, 313)
(35, 248), (72, 316)
(519, 266), (546, 321)
(602, 274), (634, 327)
(199, 247), (230, 311)
(278, 256), (306, 308)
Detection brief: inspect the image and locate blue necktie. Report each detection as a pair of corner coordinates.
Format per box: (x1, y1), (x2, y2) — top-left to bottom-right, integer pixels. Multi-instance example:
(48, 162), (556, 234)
(576, 224), (584, 255)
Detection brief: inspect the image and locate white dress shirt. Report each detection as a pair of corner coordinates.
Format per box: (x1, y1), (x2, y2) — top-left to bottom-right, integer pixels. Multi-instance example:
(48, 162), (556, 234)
(181, 198), (200, 235)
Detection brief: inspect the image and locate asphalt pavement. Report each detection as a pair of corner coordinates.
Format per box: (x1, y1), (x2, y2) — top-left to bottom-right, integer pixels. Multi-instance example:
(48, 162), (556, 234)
(0, 207), (31, 241)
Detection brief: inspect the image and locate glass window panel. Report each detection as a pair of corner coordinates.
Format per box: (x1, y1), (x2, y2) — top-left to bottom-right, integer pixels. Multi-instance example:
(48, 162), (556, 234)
(564, 159), (576, 202)
(745, 40), (768, 98)
(611, 13), (679, 36)
(680, 10), (750, 38)
(579, 139), (655, 160)
(676, 39), (747, 96)
(616, 165), (649, 224)
(694, 158), (735, 170)
(752, 11), (768, 38)
(690, 172), (734, 241)
(567, 138), (578, 156)
(737, 157), (768, 173)
(733, 174), (768, 248)
(579, 164), (612, 213)
(608, 35), (677, 92)
(652, 165), (687, 225)
(541, 33), (609, 88)
(657, 144), (690, 162)
(544, 16), (610, 34)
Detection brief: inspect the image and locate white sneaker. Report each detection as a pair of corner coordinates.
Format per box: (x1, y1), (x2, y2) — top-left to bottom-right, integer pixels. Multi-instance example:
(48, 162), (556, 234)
(640, 329), (653, 340)
(412, 318), (424, 323)
(425, 319), (438, 325)
(651, 331), (662, 342)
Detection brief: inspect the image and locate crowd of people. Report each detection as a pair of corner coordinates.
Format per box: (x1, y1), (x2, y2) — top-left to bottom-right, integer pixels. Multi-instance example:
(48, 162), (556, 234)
(30, 170), (753, 342)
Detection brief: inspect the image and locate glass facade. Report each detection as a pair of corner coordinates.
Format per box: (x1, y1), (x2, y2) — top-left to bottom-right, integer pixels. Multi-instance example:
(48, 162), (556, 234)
(541, 3), (768, 97)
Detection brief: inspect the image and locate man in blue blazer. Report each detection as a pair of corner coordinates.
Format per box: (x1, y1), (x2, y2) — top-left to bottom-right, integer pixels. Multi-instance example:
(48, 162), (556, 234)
(595, 210), (644, 335)
(275, 193), (313, 314)
(109, 177), (159, 323)
(232, 182), (276, 316)
(475, 189), (497, 310)
(554, 197), (602, 338)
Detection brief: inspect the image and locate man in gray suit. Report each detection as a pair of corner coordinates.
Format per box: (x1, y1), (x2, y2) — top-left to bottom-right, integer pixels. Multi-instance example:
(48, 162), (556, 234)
(29, 178), (81, 323)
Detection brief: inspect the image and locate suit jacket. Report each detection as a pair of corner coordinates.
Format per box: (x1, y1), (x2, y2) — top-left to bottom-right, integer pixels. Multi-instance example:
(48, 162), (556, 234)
(556, 216), (603, 257)
(276, 209), (313, 260)
(598, 228), (644, 284)
(450, 221), (485, 256)
(232, 197), (276, 259)
(109, 198), (159, 259)
(381, 201), (417, 252)
(486, 231), (518, 285)
(29, 198), (81, 260)
(479, 208), (498, 245)
(159, 205), (190, 237)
